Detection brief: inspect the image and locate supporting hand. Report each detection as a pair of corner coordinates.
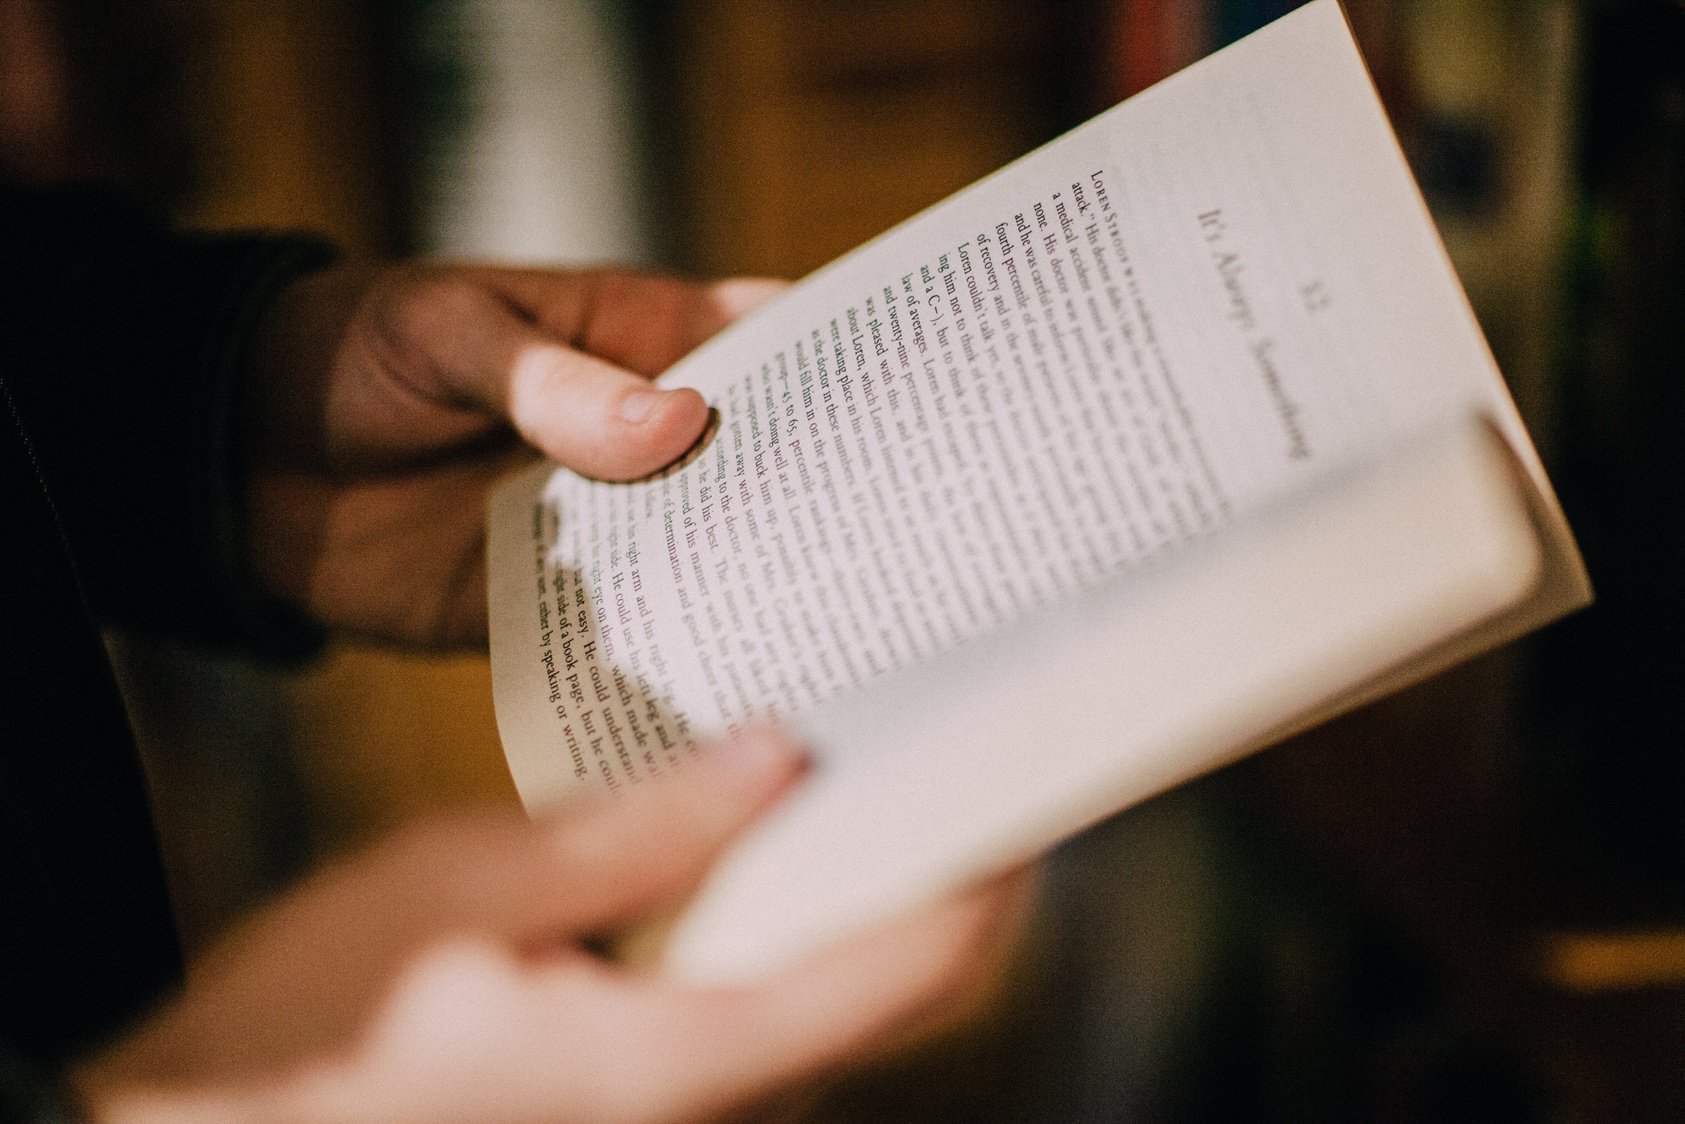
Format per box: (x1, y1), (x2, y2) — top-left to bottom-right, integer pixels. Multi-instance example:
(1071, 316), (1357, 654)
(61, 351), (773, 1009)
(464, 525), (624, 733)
(245, 264), (780, 647)
(78, 729), (1022, 1124)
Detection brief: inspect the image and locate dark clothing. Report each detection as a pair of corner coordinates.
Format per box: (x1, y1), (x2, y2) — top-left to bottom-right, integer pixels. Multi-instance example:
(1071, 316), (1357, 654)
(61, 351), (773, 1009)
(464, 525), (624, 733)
(0, 183), (329, 1069)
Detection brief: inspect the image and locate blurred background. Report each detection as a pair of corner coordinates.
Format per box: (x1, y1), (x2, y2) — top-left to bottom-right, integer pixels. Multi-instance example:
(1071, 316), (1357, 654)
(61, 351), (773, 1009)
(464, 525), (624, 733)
(2, 0), (1681, 1119)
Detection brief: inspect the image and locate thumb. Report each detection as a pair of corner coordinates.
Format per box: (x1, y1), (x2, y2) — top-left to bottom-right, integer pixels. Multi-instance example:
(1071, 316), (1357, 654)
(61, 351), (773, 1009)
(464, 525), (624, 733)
(384, 274), (713, 480)
(501, 335), (711, 482)
(440, 270), (782, 480)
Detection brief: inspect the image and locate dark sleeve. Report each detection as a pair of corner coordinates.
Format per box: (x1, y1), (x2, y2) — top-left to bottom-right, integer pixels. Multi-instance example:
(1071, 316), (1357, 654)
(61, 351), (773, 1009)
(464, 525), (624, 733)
(0, 182), (335, 654)
(0, 1052), (87, 1124)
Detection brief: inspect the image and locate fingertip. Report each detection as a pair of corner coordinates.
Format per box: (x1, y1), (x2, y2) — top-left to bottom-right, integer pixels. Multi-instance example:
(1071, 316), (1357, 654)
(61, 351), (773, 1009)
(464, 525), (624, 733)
(707, 277), (789, 321)
(604, 385), (711, 480)
(507, 345), (713, 480)
(509, 729), (806, 933)
(690, 725), (807, 798)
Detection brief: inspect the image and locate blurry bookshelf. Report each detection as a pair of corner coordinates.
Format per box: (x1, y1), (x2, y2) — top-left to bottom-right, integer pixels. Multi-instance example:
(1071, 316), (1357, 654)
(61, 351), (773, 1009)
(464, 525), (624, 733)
(646, 0), (1066, 280)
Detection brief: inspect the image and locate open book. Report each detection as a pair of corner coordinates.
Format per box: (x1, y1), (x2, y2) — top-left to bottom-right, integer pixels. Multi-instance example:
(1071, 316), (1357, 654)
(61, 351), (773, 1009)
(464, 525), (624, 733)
(487, 0), (1590, 983)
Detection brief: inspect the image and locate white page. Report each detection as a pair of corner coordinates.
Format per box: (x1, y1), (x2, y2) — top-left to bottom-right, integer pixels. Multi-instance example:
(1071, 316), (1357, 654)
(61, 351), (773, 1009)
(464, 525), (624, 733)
(488, 0), (1586, 804)
(662, 418), (1542, 981)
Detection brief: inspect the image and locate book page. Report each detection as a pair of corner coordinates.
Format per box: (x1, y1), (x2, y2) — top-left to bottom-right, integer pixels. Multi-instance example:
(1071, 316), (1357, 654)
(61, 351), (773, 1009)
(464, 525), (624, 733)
(662, 418), (1544, 981)
(488, 0), (1587, 802)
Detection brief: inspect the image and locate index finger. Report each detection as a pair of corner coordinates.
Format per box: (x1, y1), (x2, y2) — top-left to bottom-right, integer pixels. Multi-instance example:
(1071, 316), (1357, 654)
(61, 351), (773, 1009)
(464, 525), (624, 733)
(579, 872), (1034, 1124)
(469, 268), (787, 378)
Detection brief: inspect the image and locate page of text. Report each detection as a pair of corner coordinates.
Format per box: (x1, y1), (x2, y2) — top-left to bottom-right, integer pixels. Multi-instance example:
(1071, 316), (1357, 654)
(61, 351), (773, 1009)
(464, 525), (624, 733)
(488, 0), (1547, 800)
